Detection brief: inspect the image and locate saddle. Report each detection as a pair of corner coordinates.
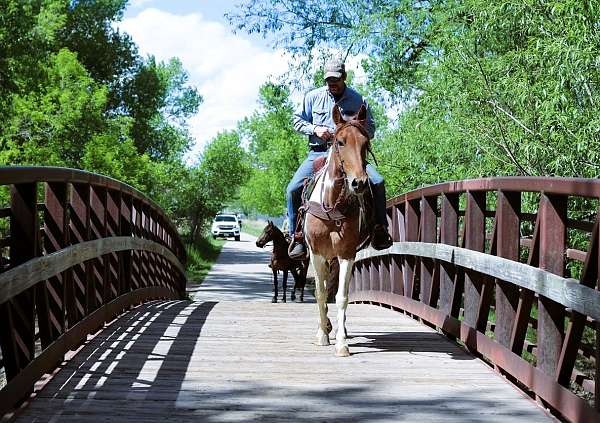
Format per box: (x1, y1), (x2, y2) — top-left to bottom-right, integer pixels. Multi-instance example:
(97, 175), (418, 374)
(295, 164), (374, 253)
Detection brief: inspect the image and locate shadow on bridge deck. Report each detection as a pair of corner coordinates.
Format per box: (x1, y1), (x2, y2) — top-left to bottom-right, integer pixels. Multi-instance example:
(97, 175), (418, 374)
(11, 300), (551, 422)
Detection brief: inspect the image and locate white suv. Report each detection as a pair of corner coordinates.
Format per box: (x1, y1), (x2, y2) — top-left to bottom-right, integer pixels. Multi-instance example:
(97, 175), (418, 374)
(211, 214), (241, 241)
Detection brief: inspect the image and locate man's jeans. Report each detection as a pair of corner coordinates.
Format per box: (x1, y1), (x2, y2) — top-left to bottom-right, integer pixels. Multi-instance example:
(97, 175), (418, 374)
(286, 150), (388, 236)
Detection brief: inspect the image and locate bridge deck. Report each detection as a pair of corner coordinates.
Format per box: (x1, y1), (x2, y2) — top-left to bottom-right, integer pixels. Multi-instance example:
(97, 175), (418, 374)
(13, 234), (552, 422)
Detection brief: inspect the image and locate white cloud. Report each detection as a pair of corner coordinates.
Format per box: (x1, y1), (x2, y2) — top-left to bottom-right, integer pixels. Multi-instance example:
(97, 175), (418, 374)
(119, 8), (290, 160)
(130, 0), (154, 8)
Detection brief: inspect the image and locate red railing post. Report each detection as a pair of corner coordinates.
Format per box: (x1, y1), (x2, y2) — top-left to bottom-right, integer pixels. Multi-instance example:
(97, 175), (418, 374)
(537, 194), (567, 379)
(420, 195), (437, 306)
(120, 194), (133, 296)
(405, 199), (420, 299)
(463, 191), (488, 332)
(39, 182), (69, 349)
(70, 183), (90, 324)
(89, 185), (107, 312)
(0, 183), (38, 381)
(494, 190), (521, 348)
(391, 204), (404, 296)
(439, 193), (460, 315)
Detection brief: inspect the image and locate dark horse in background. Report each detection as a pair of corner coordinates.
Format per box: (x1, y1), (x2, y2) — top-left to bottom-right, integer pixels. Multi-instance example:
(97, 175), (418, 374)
(256, 221), (309, 303)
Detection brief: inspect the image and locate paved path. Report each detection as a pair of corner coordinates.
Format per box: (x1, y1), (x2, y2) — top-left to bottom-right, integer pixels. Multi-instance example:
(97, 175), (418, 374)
(13, 232), (552, 422)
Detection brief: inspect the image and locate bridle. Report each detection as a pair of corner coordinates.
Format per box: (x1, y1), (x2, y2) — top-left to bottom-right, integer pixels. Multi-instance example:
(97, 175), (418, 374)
(319, 121), (371, 215)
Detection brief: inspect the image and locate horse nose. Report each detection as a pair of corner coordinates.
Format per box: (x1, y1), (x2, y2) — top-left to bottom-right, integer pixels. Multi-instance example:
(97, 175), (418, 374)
(351, 178), (367, 193)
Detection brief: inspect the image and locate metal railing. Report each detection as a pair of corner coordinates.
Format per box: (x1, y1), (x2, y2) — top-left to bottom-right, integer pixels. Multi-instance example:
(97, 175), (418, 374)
(351, 177), (600, 422)
(0, 166), (187, 415)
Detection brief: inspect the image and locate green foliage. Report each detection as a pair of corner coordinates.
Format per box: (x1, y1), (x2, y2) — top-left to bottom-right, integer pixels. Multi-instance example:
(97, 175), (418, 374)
(230, 0), (600, 198)
(238, 82), (307, 215)
(186, 236), (225, 285)
(0, 0), (212, 230)
(178, 131), (250, 242)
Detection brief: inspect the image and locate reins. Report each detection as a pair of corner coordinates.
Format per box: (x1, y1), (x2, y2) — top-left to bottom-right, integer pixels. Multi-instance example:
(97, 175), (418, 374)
(319, 121), (371, 218)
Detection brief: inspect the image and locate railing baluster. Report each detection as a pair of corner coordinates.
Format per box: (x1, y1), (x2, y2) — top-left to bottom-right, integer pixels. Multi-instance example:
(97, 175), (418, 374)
(0, 183), (38, 381)
(494, 190), (521, 348)
(439, 193), (459, 315)
(39, 182), (69, 349)
(537, 194), (567, 380)
(420, 195), (437, 306)
(463, 191), (487, 332)
(70, 183), (90, 323)
(120, 194), (133, 296)
(391, 204), (404, 296)
(405, 199), (420, 299)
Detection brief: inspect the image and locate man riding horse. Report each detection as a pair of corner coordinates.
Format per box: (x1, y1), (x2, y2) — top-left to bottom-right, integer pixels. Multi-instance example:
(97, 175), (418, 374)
(287, 57), (393, 259)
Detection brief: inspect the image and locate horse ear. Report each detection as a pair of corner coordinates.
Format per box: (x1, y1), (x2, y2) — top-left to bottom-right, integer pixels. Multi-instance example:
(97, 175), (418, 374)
(332, 105), (345, 126)
(357, 103), (367, 122)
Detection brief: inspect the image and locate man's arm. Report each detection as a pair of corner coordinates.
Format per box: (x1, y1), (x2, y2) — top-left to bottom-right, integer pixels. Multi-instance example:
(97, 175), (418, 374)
(293, 94), (316, 136)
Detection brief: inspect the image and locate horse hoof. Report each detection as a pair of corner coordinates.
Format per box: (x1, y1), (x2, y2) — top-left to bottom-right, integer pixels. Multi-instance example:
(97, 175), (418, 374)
(271, 297), (277, 303)
(291, 294), (296, 301)
(315, 334), (330, 346)
(335, 345), (350, 357)
(282, 298), (287, 303)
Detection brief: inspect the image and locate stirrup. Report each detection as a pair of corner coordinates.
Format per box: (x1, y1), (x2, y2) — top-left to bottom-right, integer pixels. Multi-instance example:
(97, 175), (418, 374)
(371, 225), (392, 250)
(288, 235), (307, 260)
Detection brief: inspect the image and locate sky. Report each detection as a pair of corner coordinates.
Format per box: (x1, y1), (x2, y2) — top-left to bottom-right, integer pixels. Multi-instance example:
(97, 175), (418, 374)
(121, 0), (292, 161)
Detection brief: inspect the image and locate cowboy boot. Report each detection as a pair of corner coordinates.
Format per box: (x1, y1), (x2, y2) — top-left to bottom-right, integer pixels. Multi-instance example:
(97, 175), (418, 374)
(371, 224), (393, 250)
(288, 233), (307, 260)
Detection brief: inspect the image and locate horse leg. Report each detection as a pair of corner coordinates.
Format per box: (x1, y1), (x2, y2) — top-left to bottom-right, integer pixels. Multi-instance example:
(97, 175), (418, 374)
(300, 260), (308, 302)
(311, 252), (330, 346)
(272, 269), (278, 303)
(282, 270), (288, 303)
(290, 268), (298, 302)
(334, 257), (354, 357)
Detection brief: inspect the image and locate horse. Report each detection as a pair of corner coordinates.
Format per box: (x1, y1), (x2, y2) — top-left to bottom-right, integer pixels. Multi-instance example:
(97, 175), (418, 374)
(256, 221), (309, 303)
(303, 103), (373, 357)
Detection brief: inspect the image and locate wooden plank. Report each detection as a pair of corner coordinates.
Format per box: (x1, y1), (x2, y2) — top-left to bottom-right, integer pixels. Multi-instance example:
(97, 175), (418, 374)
(10, 300), (552, 423)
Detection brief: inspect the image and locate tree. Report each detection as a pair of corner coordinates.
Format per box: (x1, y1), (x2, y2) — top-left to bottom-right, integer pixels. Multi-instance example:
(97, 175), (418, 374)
(239, 82), (307, 216)
(230, 0), (600, 195)
(180, 131), (250, 242)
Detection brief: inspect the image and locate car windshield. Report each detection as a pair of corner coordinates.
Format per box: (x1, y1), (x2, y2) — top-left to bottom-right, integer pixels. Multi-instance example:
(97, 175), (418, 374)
(215, 216), (237, 222)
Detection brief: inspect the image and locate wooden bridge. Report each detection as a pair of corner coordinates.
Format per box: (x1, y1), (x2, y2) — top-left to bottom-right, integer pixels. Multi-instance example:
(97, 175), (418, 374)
(0, 167), (599, 422)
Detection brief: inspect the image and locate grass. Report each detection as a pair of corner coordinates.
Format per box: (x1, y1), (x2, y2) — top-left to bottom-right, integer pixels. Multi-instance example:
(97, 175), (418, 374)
(185, 235), (225, 288)
(241, 219), (268, 237)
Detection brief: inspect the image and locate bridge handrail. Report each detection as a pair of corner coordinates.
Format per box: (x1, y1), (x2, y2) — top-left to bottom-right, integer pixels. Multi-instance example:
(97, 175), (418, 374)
(351, 176), (600, 423)
(0, 166), (187, 416)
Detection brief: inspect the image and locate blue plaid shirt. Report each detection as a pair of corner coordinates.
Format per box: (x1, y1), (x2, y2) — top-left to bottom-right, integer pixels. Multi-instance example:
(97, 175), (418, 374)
(293, 85), (375, 149)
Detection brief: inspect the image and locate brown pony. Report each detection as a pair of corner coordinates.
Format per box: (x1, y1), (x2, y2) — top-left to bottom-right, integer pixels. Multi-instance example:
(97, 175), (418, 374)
(256, 221), (308, 303)
(304, 104), (372, 356)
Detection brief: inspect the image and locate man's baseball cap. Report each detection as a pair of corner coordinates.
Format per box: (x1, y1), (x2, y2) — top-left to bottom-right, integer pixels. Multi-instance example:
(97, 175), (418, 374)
(324, 58), (345, 79)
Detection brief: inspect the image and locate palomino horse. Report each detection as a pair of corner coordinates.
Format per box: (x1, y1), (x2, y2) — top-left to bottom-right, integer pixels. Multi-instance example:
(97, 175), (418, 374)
(304, 103), (373, 357)
(256, 221), (309, 303)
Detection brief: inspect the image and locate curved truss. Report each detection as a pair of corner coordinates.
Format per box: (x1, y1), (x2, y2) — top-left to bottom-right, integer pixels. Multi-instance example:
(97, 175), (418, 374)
(0, 166), (186, 416)
(351, 176), (600, 422)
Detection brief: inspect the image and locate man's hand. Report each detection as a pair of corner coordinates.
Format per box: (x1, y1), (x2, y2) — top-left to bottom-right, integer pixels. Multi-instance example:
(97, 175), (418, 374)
(314, 126), (332, 141)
